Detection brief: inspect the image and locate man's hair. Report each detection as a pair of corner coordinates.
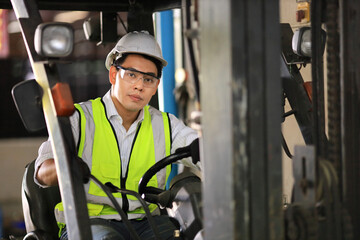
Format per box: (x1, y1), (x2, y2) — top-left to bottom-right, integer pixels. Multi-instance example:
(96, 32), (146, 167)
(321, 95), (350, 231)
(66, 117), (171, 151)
(113, 53), (163, 78)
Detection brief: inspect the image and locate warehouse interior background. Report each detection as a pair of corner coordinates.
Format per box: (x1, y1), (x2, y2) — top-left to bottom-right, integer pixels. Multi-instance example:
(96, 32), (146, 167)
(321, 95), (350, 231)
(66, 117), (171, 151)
(0, 0), (317, 238)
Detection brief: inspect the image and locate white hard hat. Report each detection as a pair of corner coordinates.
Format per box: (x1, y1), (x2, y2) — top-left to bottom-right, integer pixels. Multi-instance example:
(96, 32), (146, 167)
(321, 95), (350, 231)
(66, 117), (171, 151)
(105, 30), (167, 70)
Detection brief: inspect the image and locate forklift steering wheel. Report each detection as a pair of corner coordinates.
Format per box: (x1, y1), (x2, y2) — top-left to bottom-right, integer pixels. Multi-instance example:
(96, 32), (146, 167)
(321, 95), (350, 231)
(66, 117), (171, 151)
(138, 151), (191, 204)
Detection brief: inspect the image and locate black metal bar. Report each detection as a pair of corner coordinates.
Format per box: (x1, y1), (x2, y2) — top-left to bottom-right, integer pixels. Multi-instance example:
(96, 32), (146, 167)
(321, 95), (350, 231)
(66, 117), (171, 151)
(0, 0), (182, 12)
(98, 12), (118, 44)
(312, 1), (345, 239)
(311, 1), (332, 239)
(247, 0), (282, 238)
(127, 3), (154, 35)
(247, 0), (268, 238)
(340, 0), (360, 239)
(326, 2), (344, 239)
(311, 0), (327, 159)
(263, 1), (283, 239)
(232, 0), (250, 238)
(182, 0), (200, 103)
(283, 109), (296, 118)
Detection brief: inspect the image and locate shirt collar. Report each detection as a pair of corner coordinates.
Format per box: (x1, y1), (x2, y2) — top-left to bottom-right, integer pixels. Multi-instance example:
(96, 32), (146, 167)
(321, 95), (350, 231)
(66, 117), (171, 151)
(102, 90), (145, 125)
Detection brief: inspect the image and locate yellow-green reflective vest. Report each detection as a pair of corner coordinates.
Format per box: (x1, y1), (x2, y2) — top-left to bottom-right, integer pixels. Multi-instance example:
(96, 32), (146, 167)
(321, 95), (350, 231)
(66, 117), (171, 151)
(55, 97), (172, 228)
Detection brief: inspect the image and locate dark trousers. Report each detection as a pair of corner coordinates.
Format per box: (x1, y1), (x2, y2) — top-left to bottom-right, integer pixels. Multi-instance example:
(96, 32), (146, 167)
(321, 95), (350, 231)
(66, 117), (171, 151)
(60, 215), (179, 240)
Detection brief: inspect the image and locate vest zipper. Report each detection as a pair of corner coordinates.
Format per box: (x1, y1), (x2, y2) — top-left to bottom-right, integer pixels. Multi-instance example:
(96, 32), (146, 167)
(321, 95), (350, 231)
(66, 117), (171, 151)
(120, 176), (129, 213)
(122, 122), (142, 214)
(100, 99), (130, 215)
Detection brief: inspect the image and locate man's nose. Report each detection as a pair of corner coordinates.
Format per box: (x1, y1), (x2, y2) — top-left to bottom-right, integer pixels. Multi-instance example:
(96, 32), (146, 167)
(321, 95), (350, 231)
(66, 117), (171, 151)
(133, 76), (144, 90)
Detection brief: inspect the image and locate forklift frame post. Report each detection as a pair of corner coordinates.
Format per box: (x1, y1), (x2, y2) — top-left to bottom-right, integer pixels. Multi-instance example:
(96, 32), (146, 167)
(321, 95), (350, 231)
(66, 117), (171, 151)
(200, 0), (283, 239)
(340, 0), (360, 239)
(10, 0), (92, 239)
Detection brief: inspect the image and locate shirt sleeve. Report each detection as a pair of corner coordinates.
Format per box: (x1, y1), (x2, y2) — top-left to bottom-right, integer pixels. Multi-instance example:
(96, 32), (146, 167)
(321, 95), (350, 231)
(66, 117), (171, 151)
(169, 113), (201, 170)
(33, 111), (80, 187)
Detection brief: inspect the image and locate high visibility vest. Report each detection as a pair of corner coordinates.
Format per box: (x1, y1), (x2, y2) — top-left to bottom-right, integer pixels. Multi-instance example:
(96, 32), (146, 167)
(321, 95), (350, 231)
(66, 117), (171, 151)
(55, 97), (172, 227)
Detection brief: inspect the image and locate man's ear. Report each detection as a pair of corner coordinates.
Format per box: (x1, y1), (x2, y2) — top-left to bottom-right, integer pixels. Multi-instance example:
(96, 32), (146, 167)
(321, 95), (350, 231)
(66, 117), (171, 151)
(109, 66), (117, 85)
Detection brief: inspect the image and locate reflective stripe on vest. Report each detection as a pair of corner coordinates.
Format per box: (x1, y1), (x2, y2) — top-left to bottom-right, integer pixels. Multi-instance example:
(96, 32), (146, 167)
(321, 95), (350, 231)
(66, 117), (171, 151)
(55, 97), (171, 223)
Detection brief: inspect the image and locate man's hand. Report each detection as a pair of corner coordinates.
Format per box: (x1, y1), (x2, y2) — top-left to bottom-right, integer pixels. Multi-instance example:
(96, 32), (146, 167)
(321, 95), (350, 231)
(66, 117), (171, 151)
(36, 159), (58, 186)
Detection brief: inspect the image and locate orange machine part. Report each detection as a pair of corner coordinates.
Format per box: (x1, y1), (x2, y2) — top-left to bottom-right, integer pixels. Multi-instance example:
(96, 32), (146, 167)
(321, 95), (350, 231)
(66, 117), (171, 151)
(296, 10), (305, 22)
(51, 82), (75, 116)
(303, 81), (312, 103)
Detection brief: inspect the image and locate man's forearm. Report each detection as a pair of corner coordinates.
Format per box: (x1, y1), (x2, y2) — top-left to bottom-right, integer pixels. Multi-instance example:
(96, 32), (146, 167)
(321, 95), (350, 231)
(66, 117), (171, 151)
(36, 159), (58, 186)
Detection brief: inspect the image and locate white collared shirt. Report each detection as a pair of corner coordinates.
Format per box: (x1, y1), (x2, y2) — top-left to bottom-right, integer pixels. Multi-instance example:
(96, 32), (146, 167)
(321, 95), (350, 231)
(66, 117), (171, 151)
(34, 90), (199, 187)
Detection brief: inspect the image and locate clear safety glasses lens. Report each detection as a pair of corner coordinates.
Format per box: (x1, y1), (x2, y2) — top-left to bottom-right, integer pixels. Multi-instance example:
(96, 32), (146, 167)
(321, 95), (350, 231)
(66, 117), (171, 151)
(118, 67), (159, 88)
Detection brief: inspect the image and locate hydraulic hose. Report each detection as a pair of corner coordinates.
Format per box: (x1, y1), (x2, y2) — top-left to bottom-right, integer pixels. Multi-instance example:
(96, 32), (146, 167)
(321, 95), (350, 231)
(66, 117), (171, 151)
(89, 175), (141, 240)
(105, 183), (162, 240)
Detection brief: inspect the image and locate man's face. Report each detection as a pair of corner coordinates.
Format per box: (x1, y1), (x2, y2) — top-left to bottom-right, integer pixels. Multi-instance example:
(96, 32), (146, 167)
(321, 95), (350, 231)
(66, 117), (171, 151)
(109, 54), (159, 116)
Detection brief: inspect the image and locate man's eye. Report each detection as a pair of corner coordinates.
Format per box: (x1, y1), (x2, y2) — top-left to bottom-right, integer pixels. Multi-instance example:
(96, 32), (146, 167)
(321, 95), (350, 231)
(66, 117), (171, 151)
(144, 78), (154, 83)
(127, 72), (136, 78)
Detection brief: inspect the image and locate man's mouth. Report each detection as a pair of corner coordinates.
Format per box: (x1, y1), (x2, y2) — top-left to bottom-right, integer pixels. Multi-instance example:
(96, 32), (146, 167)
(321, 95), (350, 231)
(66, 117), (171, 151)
(128, 94), (143, 102)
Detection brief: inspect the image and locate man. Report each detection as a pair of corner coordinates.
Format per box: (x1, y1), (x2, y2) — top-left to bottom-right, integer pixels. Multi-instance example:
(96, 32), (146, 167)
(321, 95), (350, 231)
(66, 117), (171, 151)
(35, 31), (199, 239)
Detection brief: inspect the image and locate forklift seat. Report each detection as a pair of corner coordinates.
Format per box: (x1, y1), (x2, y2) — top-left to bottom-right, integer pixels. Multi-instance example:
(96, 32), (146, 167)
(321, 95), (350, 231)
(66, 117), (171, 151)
(21, 160), (61, 240)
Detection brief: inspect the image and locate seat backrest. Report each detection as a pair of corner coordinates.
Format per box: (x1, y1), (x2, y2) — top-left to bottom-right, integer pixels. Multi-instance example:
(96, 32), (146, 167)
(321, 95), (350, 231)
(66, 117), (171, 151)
(22, 160), (61, 240)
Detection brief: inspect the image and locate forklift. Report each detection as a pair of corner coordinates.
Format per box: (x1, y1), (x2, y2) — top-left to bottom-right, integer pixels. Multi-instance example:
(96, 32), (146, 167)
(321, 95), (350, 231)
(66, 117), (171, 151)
(3, 0), (360, 239)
